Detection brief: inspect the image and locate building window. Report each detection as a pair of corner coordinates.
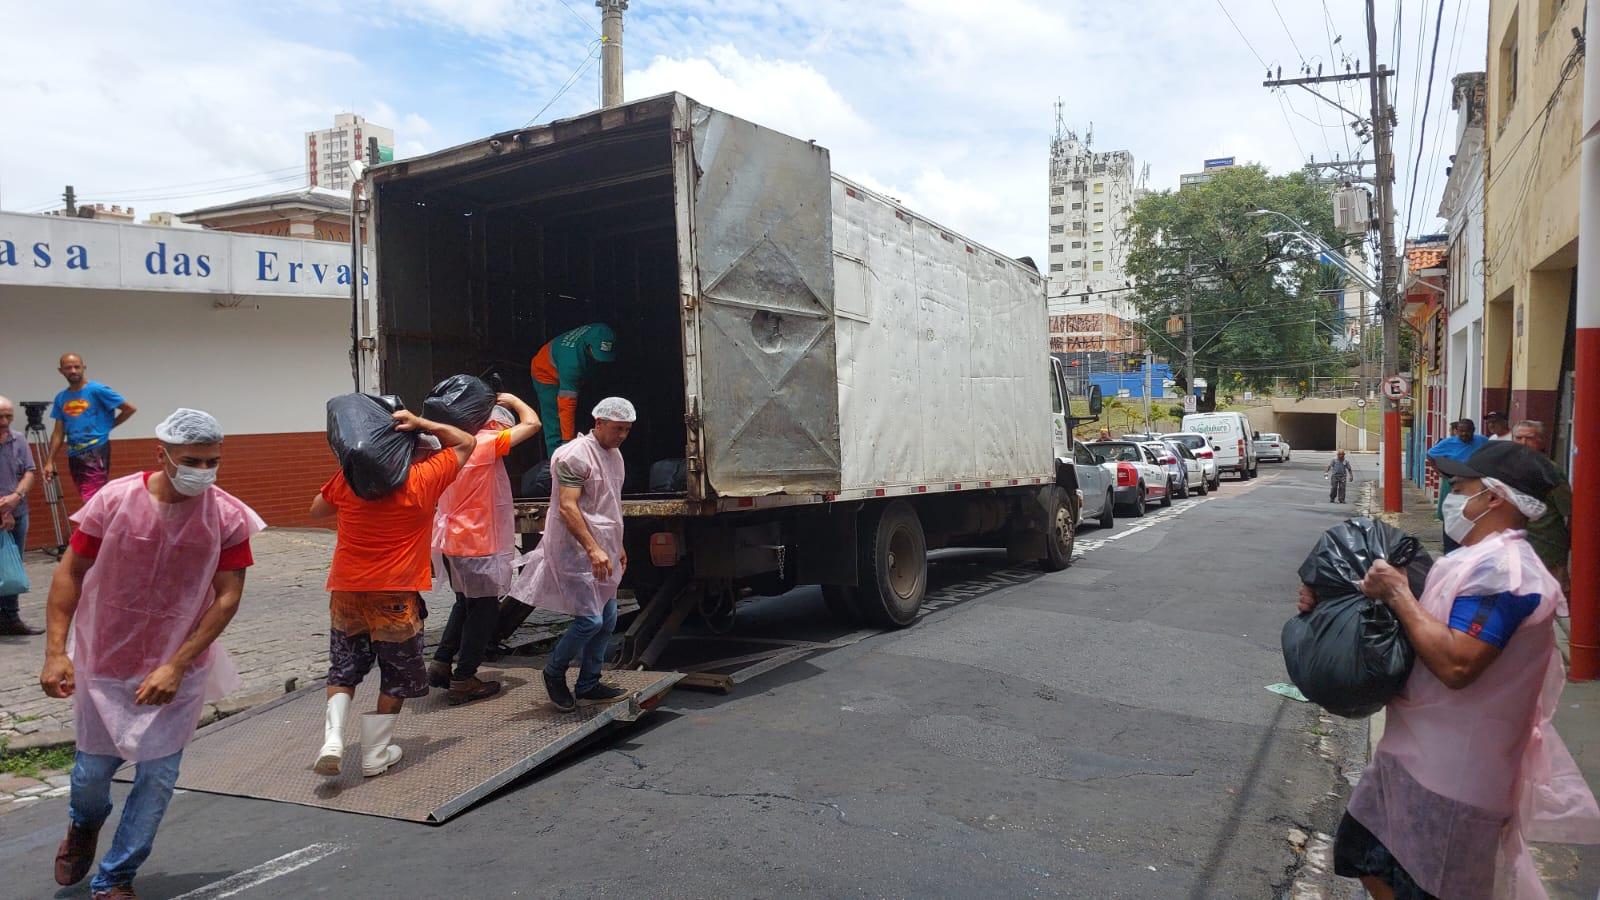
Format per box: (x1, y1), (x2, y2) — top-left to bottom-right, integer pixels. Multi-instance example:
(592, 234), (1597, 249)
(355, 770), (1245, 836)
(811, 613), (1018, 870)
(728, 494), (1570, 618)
(1050, 225), (1064, 234)
(1050, 243), (1064, 252)
(1051, 186), (1064, 196)
(1093, 182), (1105, 194)
(1092, 261), (1105, 272)
(1050, 205), (1064, 214)
(1050, 263), (1064, 272)
(1093, 241), (1104, 250)
(1093, 202), (1104, 213)
(1071, 202), (1082, 210)
(1093, 222), (1105, 233)
(1498, 11), (1519, 125)
(1071, 241), (1084, 248)
(1071, 261), (1084, 268)
(1080, 295), (1090, 304)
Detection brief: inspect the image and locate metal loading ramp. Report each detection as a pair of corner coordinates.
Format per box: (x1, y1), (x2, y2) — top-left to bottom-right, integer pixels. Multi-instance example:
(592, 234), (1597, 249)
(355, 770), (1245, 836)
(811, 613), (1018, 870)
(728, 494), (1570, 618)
(146, 667), (682, 823)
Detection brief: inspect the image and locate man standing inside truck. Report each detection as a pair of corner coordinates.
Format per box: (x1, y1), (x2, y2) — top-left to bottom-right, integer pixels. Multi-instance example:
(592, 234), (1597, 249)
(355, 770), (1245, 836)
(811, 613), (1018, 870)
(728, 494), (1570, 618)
(530, 324), (617, 458)
(508, 397), (635, 712)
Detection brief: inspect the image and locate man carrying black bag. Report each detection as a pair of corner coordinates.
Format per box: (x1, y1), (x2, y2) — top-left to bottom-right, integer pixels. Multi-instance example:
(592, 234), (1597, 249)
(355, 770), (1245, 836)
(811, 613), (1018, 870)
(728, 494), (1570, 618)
(1301, 442), (1600, 898)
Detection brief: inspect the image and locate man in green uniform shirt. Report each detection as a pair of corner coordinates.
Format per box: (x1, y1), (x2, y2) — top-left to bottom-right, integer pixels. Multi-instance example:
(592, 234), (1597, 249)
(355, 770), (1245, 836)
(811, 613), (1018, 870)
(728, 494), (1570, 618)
(1511, 420), (1570, 590)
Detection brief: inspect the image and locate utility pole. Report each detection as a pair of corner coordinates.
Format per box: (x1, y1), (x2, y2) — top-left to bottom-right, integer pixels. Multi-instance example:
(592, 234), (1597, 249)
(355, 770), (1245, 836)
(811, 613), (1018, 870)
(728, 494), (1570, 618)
(1263, 3), (1399, 511)
(1569, 0), (1600, 679)
(597, 0), (628, 108)
(1366, 0), (1402, 514)
(1143, 350), (1153, 432)
(62, 184), (76, 216)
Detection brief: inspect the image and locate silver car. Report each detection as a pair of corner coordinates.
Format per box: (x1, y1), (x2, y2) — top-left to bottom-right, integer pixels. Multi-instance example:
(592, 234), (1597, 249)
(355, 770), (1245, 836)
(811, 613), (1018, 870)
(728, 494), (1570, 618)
(1070, 439), (1116, 528)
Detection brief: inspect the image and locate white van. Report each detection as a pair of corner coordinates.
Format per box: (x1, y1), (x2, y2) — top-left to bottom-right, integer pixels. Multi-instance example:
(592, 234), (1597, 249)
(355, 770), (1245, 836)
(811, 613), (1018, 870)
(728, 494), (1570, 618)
(1180, 411), (1258, 480)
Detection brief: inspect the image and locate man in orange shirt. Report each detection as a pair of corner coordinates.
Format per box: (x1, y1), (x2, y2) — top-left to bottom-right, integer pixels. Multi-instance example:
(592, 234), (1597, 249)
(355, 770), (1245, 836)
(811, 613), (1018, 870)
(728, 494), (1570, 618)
(308, 409), (473, 778)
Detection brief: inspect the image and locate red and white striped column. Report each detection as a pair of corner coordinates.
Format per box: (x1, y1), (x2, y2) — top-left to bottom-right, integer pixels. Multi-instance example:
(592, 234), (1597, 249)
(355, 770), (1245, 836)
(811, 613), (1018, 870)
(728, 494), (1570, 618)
(1570, 0), (1600, 679)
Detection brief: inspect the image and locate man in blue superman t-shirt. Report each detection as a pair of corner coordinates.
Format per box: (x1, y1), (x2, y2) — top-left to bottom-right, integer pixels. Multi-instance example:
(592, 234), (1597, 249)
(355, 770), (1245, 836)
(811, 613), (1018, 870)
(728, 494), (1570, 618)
(45, 353), (136, 501)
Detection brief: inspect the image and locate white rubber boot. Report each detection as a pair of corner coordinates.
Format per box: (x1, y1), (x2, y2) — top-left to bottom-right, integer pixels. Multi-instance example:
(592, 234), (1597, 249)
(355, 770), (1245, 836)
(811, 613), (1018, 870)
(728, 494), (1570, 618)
(360, 713), (403, 777)
(313, 692), (351, 776)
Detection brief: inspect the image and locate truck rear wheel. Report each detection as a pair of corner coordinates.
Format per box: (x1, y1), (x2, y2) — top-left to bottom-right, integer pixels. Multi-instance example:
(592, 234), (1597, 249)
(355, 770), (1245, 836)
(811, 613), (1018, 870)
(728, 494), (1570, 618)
(853, 500), (927, 628)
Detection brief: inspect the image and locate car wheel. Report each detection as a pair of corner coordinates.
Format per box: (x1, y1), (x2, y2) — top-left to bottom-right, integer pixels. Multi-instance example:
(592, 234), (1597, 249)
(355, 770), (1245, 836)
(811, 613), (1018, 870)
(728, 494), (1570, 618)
(1098, 489), (1115, 528)
(1160, 479), (1173, 507)
(1133, 485), (1146, 517)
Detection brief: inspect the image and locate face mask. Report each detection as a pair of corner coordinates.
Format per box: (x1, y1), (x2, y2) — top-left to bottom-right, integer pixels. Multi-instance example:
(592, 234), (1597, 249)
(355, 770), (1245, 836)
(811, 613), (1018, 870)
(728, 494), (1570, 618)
(1441, 489), (1489, 543)
(163, 449), (218, 497)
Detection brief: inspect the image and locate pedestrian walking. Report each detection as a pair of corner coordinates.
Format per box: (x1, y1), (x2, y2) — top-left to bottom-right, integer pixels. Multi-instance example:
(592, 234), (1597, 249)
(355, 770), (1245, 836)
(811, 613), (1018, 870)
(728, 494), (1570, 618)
(0, 395), (42, 635)
(507, 397), (636, 712)
(1426, 419), (1488, 552)
(40, 409), (262, 900)
(1484, 410), (1512, 440)
(1324, 450), (1353, 503)
(427, 394), (542, 705)
(1314, 441), (1600, 898)
(309, 409), (473, 778)
(529, 323), (617, 457)
(1511, 419), (1572, 593)
(43, 354), (136, 502)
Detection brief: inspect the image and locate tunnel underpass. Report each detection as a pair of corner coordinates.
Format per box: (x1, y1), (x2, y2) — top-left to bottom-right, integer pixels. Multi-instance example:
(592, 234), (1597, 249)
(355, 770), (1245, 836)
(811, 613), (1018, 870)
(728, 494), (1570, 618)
(1273, 412), (1339, 451)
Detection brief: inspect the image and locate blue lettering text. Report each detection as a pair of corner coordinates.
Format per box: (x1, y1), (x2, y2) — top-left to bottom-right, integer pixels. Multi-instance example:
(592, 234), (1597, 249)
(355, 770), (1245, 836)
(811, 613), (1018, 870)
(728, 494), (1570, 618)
(0, 240), (14, 266)
(66, 245), (89, 269)
(32, 242), (50, 268)
(145, 242), (168, 275)
(196, 255), (211, 277)
(257, 251), (278, 282)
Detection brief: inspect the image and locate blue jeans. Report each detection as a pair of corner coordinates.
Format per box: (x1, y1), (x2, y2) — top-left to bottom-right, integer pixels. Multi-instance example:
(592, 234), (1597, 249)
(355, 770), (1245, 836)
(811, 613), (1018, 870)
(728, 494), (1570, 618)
(69, 749), (183, 892)
(543, 598), (618, 693)
(1, 504), (26, 618)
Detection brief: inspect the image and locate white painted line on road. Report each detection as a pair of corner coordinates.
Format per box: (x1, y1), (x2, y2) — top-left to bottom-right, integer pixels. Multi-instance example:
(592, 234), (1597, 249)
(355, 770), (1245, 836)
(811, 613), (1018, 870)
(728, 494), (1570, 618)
(170, 842), (345, 900)
(1073, 495), (1213, 558)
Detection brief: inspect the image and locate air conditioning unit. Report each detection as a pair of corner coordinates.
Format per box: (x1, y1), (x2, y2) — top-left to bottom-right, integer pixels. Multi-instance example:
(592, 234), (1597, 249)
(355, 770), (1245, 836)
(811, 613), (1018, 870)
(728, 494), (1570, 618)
(1334, 188), (1373, 235)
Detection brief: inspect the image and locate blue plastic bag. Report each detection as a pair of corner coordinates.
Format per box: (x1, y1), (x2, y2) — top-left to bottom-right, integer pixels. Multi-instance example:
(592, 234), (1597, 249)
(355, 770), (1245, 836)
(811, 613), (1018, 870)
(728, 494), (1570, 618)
(0, 530), (29, 596)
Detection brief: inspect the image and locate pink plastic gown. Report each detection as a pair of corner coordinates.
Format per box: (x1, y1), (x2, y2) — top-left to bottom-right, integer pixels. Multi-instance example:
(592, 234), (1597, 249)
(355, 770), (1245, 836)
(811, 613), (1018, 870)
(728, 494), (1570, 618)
(432, 427), (516, 598)
(1347, 529), (1600, 898)
(68, 473), (264, 762)
(507, 432), (624, 618)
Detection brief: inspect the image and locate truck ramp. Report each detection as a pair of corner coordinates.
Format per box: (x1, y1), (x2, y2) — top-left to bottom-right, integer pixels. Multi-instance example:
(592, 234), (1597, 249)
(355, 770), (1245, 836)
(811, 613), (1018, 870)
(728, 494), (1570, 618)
(148, 666), (681, 823)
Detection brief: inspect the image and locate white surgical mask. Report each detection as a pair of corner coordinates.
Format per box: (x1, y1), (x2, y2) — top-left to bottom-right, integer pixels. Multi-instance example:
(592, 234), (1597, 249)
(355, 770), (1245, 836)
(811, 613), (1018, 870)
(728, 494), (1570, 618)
(1441, 489), (1489, 543)
(163, 449), (218, 497)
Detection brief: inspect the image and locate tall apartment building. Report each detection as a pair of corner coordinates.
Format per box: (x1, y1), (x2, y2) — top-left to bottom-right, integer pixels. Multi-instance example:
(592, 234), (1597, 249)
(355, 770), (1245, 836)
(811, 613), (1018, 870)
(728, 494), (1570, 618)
(307, 113), (395, 192)
(1045, 110), (1146, 354)
(1179, 156), (1238, 190)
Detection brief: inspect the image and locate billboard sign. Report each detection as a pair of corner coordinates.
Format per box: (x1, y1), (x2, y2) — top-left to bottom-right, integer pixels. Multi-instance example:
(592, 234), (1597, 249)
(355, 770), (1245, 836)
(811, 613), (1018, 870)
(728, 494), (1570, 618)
(1203, 157), (1235, 170)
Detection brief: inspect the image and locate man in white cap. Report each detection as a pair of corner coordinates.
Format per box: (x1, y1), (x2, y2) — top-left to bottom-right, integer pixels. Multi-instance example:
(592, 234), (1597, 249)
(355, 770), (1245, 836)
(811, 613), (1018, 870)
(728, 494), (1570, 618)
(39, 409), (263, 900)
(508, 397), (635, 711)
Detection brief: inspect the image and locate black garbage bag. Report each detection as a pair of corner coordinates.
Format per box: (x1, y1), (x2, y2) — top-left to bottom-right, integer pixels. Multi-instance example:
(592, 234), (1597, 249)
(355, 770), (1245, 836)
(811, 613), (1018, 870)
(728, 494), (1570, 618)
(520, 460), (553, 500)
(423, 374), (496, 434)
(326, 393), (418, 501)
(1281, 517), (1434, 719)
(649, 459), (688, 494)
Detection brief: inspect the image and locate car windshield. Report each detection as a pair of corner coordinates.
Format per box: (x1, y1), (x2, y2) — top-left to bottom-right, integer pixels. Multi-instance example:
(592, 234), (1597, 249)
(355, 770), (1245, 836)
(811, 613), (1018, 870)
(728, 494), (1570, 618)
(1088, 442), (1142, 463)
(1262, 434), (1280, 442)
(1168, 434), (1208, 450)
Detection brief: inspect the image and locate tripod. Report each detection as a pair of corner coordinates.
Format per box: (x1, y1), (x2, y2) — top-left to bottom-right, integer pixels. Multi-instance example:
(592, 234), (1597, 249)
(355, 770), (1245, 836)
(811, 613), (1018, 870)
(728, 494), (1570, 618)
(23, 419), (69, 558)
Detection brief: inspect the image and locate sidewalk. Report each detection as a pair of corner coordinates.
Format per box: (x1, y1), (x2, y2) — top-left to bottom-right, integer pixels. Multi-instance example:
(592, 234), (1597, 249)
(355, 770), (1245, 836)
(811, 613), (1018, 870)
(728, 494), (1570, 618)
(1363, 479), (1600, 895)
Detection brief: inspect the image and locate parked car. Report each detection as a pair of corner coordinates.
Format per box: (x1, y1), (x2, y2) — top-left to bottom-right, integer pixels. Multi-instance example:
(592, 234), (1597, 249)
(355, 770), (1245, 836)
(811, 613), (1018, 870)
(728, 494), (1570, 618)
(1160, 439), (1208, 497)
(1162, 432), (1221, 490)
(1256, 432), (1292, 462)
(1140, 441), (1192, 500)
(1086, 440), (1169, 516)
(1069, 439), (1115, 529)
(1180, 411), (1258, 480)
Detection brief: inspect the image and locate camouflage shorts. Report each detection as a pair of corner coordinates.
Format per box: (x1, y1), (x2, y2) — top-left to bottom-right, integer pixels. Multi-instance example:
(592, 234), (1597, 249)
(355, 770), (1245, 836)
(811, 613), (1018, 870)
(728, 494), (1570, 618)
(326, 629), (429, 699)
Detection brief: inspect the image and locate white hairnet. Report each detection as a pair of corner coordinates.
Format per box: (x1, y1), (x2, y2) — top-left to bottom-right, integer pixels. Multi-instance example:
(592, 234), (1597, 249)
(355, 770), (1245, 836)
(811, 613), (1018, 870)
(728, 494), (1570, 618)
(1482, 477), (1548, 520)
(155, 408), (223, 445)
(489, 405), (517, 428)
(591, 397), (637, 423)
(416, 434), (442, 452)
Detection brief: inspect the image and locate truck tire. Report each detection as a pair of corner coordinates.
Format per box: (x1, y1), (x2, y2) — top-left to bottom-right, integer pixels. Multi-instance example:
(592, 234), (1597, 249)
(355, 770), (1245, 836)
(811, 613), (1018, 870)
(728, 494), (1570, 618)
(853, 500), (927, 628)
(821, 585), (858, 624)
(1040, 487), (1074, 571)
(1160, 479), (1174, 507)
(1098, 490), (1115, 528)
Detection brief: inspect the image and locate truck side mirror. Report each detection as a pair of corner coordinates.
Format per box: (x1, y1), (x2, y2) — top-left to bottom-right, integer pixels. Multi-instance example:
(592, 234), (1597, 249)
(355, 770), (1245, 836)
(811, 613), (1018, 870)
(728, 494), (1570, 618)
(1088, 384), (1103, 417)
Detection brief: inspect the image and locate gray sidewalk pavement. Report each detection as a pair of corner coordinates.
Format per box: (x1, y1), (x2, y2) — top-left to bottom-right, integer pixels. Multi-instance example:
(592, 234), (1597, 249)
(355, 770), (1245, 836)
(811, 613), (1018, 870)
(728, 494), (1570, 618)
(0, 528), (554, 744)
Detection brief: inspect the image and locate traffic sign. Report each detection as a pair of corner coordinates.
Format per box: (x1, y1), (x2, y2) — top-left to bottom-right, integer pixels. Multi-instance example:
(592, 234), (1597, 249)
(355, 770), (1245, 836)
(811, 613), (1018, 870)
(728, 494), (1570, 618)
(1381, 376), (1410, 400)
(1355, 398), (1368, 408)
(1183, 395), (1197, 414)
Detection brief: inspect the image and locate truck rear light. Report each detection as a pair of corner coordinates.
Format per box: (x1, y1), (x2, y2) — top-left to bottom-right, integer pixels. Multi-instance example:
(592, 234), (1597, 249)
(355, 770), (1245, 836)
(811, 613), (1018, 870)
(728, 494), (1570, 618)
(1237, 439), (1245, 457)
(649, 532), (679, 567)
(1197, 449), (1213, 458)
(1117, 463), (1136, 486)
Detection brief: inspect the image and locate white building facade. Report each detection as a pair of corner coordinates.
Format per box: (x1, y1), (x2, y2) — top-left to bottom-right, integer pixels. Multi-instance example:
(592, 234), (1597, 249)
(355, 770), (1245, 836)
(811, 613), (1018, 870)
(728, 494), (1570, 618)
(1046, 124), (1145, 352)
(1439, 72), (1488, 425)
(307, 113), (394, 192)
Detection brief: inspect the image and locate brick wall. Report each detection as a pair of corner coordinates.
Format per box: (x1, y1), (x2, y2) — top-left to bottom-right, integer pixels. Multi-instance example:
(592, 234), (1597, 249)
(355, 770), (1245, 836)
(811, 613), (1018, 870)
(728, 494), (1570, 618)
(17, 432), (336, 551)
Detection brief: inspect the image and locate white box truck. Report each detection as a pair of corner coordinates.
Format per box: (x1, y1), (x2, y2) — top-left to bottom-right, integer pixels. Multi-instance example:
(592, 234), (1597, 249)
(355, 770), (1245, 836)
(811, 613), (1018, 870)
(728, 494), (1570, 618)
(363, 94), (1087, 664)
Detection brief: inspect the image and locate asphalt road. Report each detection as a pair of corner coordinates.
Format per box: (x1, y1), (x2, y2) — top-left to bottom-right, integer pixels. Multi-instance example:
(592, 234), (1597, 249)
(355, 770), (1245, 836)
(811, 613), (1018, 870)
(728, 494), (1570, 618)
(2, 452), (1370, 899)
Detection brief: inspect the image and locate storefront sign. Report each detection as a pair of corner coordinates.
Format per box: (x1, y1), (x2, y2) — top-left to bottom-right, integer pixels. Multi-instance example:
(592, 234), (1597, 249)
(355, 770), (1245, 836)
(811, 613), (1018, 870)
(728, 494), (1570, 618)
(0, 211), (369, 298)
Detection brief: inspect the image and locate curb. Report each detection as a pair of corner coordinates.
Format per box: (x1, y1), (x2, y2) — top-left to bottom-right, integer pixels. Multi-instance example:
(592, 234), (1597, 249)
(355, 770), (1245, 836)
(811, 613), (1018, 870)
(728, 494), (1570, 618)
(2, 686), (294, 754)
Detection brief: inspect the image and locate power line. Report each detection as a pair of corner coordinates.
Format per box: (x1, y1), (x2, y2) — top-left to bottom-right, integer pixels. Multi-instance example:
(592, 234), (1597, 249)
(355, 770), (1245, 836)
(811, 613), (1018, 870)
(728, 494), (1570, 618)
(1400, 0), (1447, 242)
(554, 0), (598, 33)
(525, 38), (603, 127)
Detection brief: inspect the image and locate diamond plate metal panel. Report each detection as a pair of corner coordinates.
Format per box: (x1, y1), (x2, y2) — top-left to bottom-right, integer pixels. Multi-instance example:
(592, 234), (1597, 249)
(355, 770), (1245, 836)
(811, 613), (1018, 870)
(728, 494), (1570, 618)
(157, 667), (681, 823)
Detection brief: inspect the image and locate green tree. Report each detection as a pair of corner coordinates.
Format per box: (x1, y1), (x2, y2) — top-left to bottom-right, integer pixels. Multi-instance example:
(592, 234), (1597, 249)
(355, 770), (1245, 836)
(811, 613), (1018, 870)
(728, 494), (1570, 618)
(1123, 165), (1358, 412)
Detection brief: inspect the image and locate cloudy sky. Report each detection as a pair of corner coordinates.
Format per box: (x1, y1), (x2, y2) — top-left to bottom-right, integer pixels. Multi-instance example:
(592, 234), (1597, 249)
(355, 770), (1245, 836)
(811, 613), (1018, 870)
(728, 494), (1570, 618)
(1, 0), (1486, 264)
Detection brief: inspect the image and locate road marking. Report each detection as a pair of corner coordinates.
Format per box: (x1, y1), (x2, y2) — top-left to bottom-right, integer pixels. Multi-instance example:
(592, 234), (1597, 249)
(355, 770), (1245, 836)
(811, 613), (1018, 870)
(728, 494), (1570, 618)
(170, 842), (345, 899)
(1074, 495), (1212, 557)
